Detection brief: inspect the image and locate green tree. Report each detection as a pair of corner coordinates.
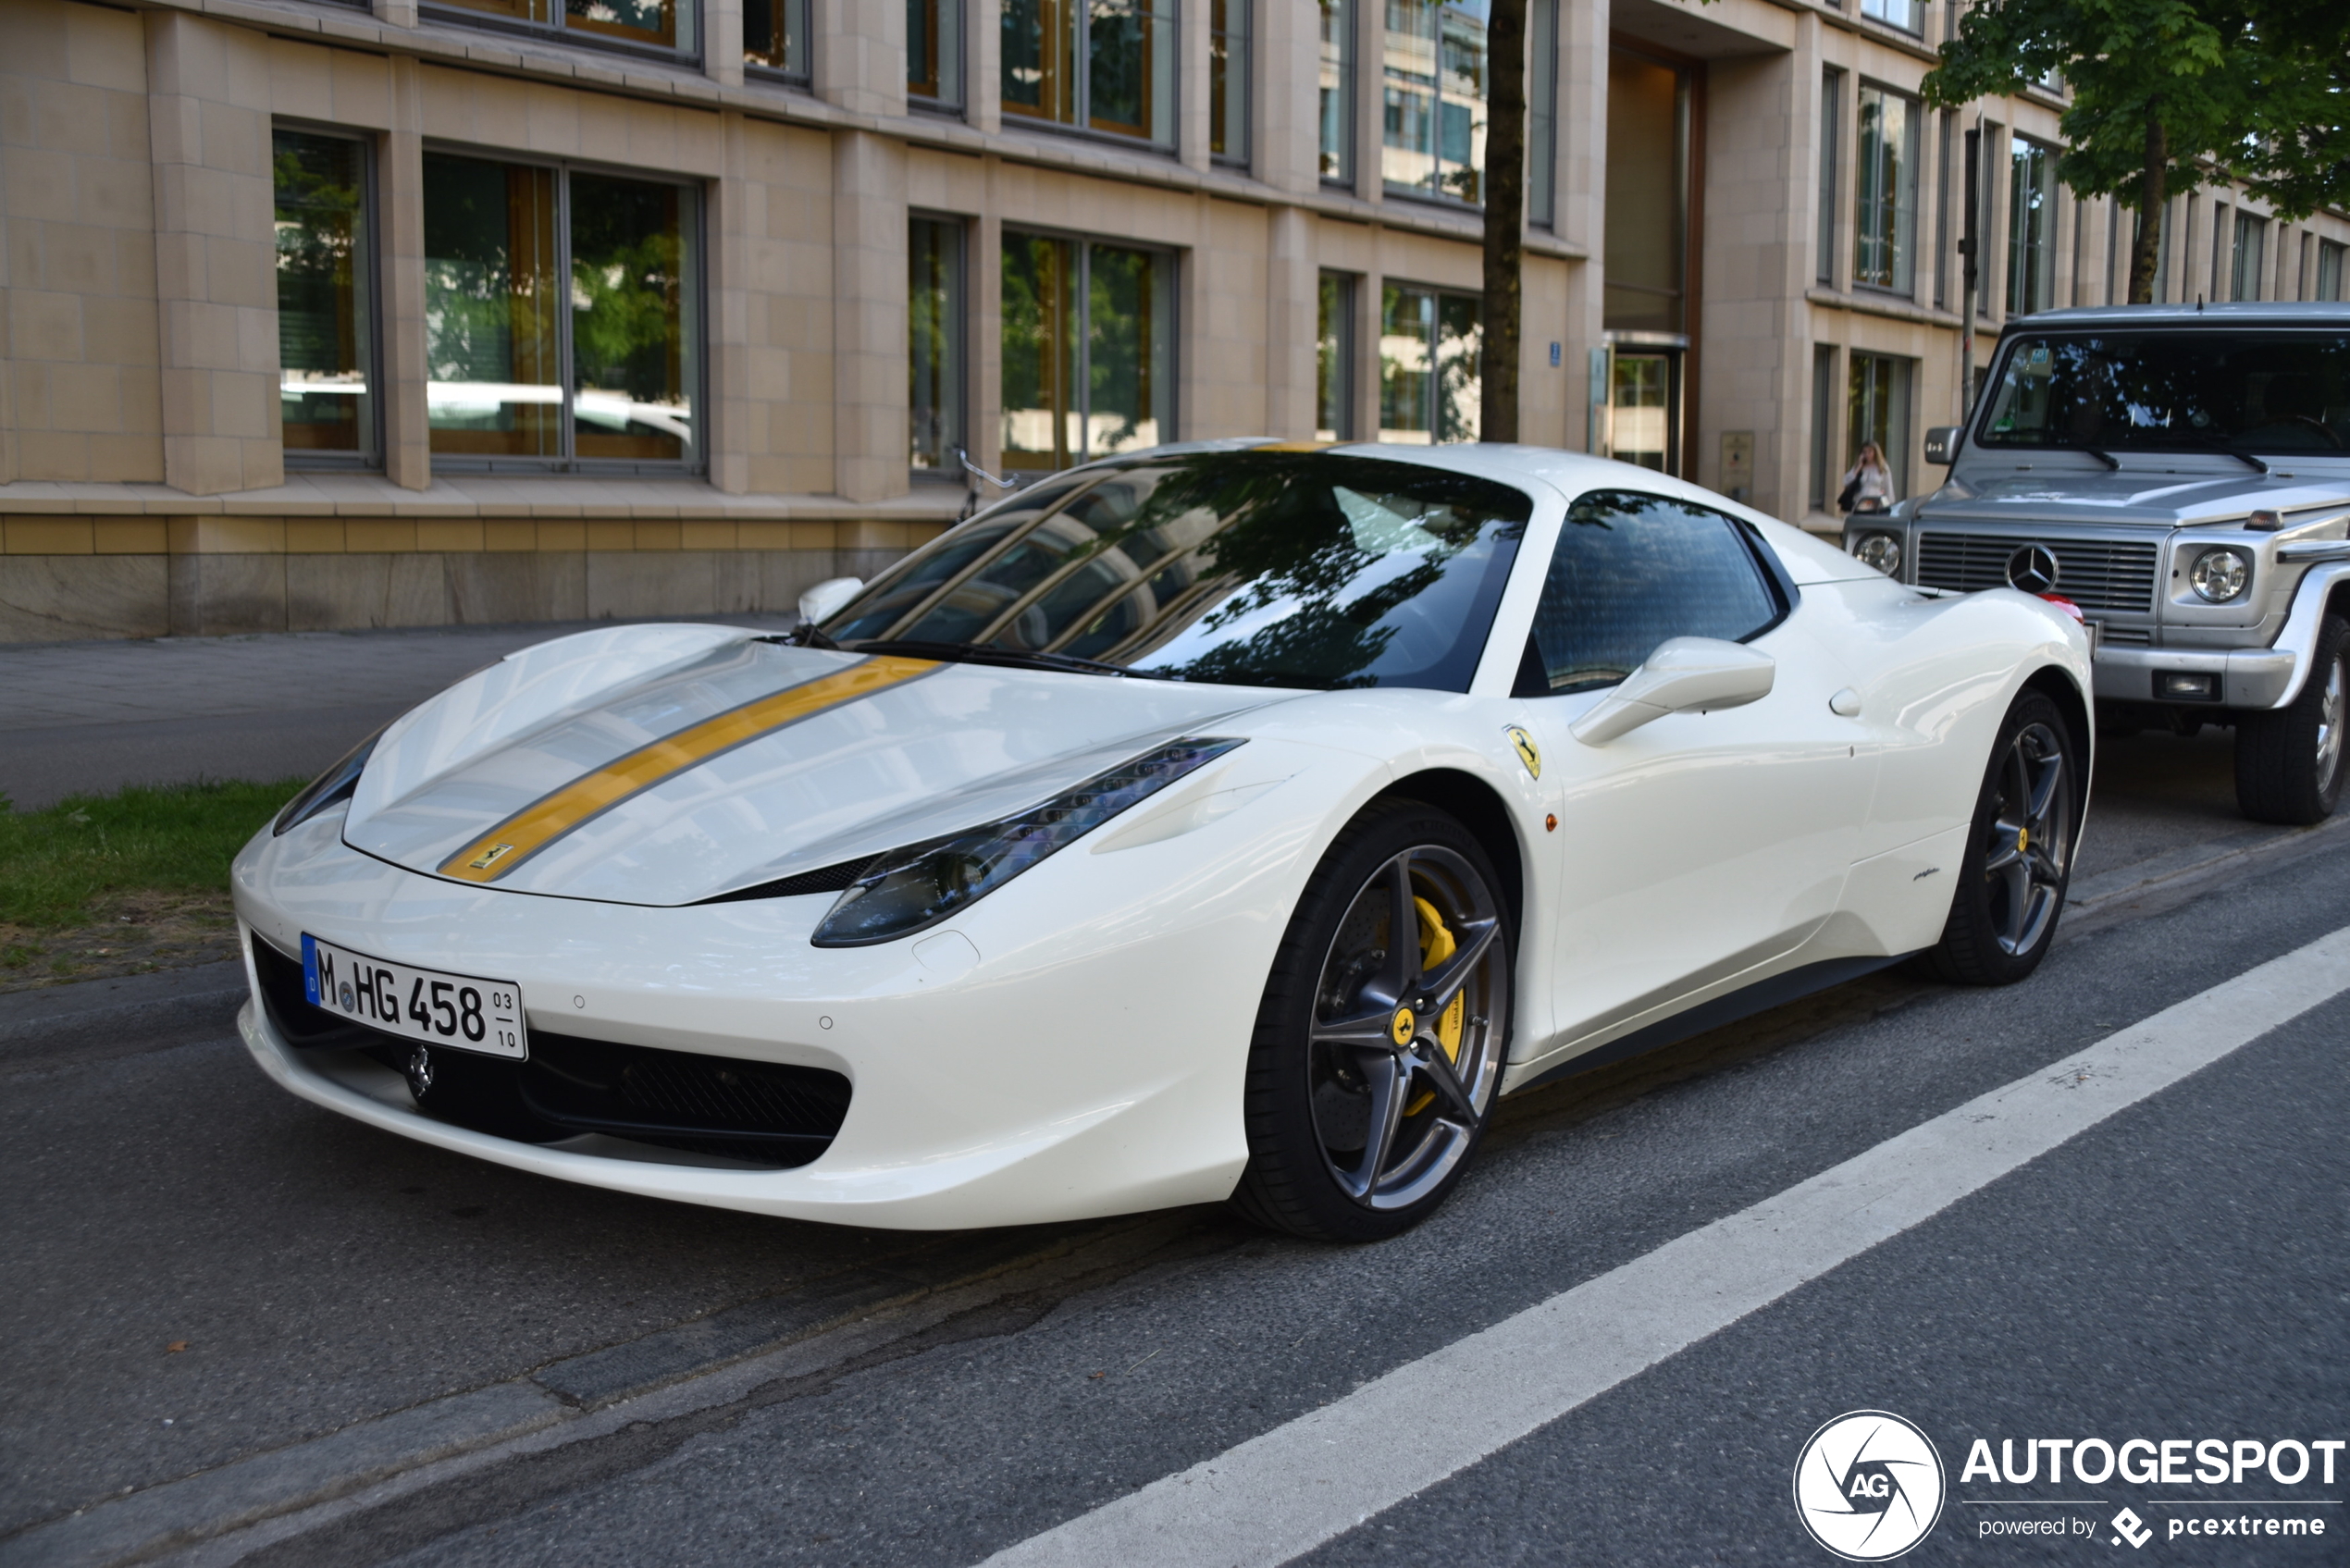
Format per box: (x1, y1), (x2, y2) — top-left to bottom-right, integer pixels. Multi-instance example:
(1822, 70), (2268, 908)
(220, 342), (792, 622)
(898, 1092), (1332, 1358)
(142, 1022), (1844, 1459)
(1922, 0), (2350, 304)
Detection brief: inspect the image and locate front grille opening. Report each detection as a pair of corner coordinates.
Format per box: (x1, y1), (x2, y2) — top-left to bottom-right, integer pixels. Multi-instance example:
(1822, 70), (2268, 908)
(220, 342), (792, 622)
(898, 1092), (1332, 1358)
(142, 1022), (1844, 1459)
(250, 936), (850, 1169)
(1916, 533), (2159, 613)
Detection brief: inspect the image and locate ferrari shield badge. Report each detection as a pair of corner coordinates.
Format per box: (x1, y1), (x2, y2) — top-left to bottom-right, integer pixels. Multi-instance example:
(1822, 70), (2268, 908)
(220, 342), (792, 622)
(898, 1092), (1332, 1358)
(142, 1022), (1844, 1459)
(1504, 725), (1541, 780)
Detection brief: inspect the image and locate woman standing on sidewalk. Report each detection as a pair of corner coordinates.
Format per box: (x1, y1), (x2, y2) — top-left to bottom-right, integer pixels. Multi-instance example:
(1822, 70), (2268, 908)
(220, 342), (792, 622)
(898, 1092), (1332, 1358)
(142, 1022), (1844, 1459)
(1839, 442), (1895, 515)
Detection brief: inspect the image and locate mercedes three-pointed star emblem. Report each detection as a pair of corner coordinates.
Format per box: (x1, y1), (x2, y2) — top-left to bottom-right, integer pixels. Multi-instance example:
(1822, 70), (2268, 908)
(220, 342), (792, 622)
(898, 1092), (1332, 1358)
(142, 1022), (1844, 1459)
(2005, 544), (2060, 595)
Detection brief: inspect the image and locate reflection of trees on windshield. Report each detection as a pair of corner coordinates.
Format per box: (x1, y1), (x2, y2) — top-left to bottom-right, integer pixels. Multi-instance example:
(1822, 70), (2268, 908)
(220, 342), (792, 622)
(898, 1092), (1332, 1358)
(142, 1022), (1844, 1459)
(1980, 334), (2350, 453)
(828, 454), (1528, 692)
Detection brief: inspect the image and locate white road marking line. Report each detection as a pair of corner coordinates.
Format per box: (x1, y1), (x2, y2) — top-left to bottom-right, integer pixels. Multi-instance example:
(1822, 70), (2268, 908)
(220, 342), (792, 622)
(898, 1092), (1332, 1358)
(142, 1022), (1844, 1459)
(981, 925), (2350, 1568)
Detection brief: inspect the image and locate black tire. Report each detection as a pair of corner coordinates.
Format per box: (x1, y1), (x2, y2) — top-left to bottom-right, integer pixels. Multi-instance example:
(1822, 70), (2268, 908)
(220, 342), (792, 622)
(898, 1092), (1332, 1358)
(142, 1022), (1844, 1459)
(1230, 801), (1513, 1242)
(2234, 612), (2348, 826)
(1926, 690), (2079, 987)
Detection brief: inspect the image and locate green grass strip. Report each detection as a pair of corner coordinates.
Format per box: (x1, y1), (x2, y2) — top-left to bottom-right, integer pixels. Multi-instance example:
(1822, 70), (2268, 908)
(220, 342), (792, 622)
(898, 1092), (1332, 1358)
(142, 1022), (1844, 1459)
(0, 779), (306, 929)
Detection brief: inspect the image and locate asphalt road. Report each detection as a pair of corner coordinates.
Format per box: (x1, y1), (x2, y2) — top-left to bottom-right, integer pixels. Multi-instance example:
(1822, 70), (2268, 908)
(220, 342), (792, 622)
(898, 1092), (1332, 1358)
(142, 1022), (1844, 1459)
(1, 692), (2343, 1565)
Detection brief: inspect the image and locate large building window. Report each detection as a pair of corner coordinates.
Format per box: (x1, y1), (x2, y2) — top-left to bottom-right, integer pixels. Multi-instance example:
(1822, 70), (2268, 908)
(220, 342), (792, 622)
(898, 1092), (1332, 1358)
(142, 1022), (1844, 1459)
(2232, 212), (2267, 302)
(1379, 283), (1480, 443)
(1810, 344), (1838, 512)
(1209, 0), (1249, 163)
(2006, 137), (2057, 315)
(423, 154), (699, 471)
(1527, 0), (1557, 228)
(1383, 1), (1487, 204)
(2319, 241), (2345, 302)
(1859, 0), (1920, 32)
(908, 0), (962, 105)
(1000, 232), (1172, 472)
(1000, 0), (1174, 146)
(1852, 83), (1919, 294)
(274, 128), (376, 466)
(1605, 47), (1688, 332)
(745, 0), (807, 76)
(1848, 351), (1911, 500)
(1317, 272), (1357, 440)
(910, 216), (965, 473)
(435, 0), (694, 53)
(1318, 0), (1354, 183)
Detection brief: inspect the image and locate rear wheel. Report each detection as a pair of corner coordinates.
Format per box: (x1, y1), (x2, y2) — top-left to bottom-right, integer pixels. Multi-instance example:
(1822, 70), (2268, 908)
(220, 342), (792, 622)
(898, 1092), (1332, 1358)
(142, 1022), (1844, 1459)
(2234, 612), (2348, 825)
(1926, 691), (2077, 987)
(1231, 803), (1512, 1242)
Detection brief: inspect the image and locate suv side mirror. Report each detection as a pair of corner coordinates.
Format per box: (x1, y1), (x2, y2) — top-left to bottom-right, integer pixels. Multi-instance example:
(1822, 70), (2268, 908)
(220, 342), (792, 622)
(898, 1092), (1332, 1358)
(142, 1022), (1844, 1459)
(1571, 638), (1777, 747)
(1923, 426), (1961, 465)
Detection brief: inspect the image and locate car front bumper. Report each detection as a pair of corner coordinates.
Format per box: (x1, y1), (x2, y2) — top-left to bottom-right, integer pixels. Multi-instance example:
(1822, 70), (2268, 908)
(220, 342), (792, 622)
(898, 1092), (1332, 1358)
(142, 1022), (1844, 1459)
(231, 814), (1272, 1231)
(2090, 645), (2297, 708)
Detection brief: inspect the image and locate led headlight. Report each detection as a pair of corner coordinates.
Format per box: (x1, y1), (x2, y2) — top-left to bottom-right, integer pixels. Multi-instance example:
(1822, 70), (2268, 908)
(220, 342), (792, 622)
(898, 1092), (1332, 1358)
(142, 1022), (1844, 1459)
(1853, 532), (1901, 575)
(810, 737), (1246, 946)
(2187, 547), (2251, 603)
(273, 726), (387, 834)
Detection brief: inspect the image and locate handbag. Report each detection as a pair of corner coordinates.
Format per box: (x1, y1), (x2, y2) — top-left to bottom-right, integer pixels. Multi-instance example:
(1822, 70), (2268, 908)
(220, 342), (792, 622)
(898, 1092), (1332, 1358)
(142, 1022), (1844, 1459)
(1837, 476), (1861, 512)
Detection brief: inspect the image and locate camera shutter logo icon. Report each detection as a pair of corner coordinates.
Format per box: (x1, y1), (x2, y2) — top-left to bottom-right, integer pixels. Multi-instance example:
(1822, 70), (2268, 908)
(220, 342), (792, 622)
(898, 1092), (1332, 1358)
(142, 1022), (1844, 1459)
(1792, 1410), (1947, 1561)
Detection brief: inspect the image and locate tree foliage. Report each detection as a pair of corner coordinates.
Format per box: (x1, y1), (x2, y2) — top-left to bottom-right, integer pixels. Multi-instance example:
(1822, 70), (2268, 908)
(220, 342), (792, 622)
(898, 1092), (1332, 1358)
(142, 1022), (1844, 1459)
(1922, 0), (2350, 301)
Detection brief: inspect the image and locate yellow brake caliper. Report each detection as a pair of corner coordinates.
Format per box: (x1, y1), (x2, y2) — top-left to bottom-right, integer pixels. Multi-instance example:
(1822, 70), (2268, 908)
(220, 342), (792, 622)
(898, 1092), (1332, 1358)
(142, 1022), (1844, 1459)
(1404, 895), (1466, 1116)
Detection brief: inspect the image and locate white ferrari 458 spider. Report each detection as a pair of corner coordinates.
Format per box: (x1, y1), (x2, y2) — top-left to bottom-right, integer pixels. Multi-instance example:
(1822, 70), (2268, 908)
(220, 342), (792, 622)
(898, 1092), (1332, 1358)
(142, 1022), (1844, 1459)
(234, 442), (2092, 1240)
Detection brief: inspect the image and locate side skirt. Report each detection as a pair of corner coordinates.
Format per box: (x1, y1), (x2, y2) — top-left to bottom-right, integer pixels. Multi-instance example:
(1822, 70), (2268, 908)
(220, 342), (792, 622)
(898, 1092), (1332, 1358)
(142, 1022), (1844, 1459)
(1506, 952), (1918, 1095)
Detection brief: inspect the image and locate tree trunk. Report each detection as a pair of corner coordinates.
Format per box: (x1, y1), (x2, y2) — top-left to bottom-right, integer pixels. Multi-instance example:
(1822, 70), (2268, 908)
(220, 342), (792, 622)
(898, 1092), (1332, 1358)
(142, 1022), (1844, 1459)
(1480, 0), (1528, 442)
(2128, 109), (2168, 303)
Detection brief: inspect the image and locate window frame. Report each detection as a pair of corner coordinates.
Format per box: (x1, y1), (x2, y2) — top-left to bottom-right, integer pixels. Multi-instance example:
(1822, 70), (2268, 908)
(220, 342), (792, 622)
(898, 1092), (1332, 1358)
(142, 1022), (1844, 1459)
(1513, 488), (1796, 699)
(998, 0), (1178, 152)
(909, 212), (969, 480)
(1209, 0), (1251, 167)
(1527, 0), (1558, 229)
(419, 144), (708, 476)
(1317, 270), (1358, 441)
(906, 0), (964, 109)
(2319, 241), (2346, 303)
(274, 120), (384, 474)
(1317, 0), (1355, 187)
(421, 0), (701, 65)
(1852, 80), (1920, 298)
(2231, 211), (2267, 302)
(1847, 349), (1912, 500)
(996, 227), (1180, 474)
(1379, 280), (1483, 444)
(1817, 68), (1842, 287)
(741, 0), (810, 83)
(1859, 0), (1922, 34)
(1380, 0), (1491, 209)
(2005, 135), (2058, 317)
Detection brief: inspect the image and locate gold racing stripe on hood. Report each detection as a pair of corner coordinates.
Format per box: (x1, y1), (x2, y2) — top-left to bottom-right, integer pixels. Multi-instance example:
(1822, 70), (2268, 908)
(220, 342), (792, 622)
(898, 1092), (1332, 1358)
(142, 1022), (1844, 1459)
(438, 655), (938, 884)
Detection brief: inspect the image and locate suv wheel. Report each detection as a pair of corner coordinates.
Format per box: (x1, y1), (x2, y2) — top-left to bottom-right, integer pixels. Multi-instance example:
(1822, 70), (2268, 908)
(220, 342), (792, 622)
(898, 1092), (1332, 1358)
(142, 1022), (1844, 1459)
(2234, 611), (2348, 826)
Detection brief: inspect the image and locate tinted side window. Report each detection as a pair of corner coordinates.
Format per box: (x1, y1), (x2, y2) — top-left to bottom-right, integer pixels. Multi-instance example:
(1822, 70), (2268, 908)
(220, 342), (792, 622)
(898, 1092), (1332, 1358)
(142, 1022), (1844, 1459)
(1524, 491), (1783, 694)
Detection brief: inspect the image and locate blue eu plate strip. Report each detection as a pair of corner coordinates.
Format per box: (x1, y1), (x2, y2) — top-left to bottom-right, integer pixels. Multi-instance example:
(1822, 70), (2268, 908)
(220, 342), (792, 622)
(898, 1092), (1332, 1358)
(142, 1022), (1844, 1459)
(301, 933), (320, 1005)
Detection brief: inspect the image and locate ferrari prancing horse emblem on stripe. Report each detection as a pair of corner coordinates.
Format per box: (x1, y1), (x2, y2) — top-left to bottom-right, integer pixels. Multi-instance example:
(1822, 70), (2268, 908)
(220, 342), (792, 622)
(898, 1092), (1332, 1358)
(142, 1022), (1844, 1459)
(1504, 725), (1541, 780)
(467, 844), (516, 870)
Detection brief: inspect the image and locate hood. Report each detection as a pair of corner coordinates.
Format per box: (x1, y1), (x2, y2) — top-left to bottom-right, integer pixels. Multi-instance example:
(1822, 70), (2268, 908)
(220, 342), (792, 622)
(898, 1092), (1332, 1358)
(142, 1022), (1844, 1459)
(342, 626), (1278, 906)
(1927, 464), (2350, 530)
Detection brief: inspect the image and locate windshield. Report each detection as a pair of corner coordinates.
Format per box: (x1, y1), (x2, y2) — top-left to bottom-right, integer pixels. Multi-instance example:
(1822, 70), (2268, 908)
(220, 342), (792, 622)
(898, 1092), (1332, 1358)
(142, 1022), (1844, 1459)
(1975, 330), (2350, 456)
(822, 452), (1532, 691)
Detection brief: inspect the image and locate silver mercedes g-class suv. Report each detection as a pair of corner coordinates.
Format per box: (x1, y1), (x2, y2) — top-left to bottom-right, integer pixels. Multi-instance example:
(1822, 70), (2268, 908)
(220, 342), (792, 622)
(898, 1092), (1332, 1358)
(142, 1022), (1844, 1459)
(1846, 302), (2350, 824)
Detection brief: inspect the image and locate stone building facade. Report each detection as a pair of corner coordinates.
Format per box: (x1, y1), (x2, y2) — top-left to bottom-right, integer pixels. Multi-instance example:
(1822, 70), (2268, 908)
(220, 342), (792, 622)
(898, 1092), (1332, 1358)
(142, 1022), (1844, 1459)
(3, 0), (2344, 642)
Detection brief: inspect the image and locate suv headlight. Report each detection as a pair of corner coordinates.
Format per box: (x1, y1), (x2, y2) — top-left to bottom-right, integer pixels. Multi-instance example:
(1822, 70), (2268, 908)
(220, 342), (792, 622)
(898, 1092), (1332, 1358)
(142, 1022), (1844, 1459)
(2186, 547), (2251, 603)
(810, 738), (1245, 946)
(1851, 531), (1901, 575)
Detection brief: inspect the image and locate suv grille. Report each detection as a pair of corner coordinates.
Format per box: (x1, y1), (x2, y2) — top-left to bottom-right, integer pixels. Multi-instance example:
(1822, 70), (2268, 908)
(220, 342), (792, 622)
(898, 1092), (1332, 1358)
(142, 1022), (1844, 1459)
(1916, 533), (2160, 612)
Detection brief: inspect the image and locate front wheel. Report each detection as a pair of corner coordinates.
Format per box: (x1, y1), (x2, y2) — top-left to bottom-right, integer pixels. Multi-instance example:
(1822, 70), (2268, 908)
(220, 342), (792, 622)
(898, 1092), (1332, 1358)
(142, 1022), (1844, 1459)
(1231, 802), (1513, 1242)
(1925, 691), (2078, 987)
(2234, 612), (2347, 826)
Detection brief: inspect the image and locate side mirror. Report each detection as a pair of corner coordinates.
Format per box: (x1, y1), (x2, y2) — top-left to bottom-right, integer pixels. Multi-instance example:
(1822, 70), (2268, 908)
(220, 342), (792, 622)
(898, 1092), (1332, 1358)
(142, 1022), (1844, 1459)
(1571, 637), (1777, 747)
(1923, 426), (1961, 465)
(798, 576), (864, 627)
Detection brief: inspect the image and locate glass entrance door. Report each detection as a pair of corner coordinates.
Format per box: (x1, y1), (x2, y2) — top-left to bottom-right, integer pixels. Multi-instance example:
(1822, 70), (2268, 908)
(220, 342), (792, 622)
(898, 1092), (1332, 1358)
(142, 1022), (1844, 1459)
(1611, 350), (1679, 472)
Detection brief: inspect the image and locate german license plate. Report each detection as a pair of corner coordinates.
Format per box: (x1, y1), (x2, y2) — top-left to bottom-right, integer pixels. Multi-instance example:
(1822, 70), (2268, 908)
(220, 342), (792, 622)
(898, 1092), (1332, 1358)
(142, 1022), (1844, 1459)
(301, 934), (527, 1059)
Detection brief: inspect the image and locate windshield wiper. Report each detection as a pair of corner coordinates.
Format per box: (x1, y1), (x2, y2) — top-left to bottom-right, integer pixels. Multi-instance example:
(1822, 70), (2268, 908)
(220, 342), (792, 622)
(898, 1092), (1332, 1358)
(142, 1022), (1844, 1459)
(2082, 447), (2121, 470)
(840, 638), (1172, 680)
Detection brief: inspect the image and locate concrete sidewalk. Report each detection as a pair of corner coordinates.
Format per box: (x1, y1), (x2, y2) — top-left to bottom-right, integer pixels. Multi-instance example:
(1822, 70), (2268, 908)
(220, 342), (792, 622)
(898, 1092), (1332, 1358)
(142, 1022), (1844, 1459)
(0, 617), (793, 810)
